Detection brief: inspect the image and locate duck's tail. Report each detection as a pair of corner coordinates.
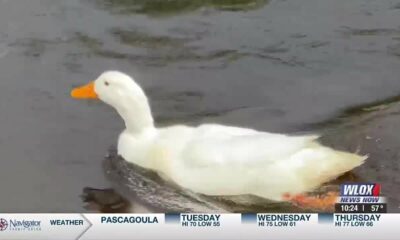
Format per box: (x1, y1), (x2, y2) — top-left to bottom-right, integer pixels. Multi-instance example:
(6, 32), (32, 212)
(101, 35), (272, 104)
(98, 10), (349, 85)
(297, 143), (367, 191)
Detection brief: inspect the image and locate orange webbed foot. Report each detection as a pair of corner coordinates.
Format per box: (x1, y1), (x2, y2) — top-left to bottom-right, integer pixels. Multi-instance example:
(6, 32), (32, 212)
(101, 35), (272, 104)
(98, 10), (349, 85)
(283, 191), (338, 211)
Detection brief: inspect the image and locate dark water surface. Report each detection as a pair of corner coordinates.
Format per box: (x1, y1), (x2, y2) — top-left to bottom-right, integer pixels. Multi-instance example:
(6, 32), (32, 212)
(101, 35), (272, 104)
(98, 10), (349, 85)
(0, 0), (399, 212)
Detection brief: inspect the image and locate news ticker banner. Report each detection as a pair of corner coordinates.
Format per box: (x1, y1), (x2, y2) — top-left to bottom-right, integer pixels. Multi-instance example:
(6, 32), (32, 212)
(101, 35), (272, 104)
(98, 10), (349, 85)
(0, 213), (399, 240)
(0, 183), (394, 239)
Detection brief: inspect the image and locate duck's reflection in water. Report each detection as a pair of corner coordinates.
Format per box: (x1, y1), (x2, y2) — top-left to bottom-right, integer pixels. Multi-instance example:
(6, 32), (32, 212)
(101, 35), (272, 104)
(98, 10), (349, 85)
(82, 187), (133, 213)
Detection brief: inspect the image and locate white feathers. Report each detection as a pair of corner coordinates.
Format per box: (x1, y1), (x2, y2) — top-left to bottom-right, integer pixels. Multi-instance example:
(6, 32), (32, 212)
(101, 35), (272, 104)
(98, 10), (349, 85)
(93, 71), (367, 201)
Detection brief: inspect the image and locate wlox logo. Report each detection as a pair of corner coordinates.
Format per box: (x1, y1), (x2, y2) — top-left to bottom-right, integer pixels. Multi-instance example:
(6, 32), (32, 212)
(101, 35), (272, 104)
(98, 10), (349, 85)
(340, 183), (380, 196)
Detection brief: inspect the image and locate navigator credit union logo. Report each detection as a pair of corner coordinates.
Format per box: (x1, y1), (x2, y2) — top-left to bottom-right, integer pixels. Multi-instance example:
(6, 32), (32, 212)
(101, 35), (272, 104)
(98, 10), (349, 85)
(0, 218), (8, 231)
(0, 217), (41, 232)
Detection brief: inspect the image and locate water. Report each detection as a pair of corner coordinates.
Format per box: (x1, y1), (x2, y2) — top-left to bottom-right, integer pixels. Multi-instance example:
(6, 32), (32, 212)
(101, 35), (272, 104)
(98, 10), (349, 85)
(0, 0), (399, 212)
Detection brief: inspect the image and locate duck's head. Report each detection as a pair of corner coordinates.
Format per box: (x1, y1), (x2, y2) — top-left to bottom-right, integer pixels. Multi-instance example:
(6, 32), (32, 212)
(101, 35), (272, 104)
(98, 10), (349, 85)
(71, 71), (148, 106)
(71, 71), (154, 133)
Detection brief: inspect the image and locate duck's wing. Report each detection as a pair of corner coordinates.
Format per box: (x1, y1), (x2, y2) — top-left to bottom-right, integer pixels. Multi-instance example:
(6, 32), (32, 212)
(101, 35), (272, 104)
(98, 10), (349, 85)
(182, 124), (319, 167)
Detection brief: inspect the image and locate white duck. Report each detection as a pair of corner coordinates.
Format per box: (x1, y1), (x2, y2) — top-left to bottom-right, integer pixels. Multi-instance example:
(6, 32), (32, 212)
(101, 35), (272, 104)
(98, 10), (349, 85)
(72, 71), (366, 208)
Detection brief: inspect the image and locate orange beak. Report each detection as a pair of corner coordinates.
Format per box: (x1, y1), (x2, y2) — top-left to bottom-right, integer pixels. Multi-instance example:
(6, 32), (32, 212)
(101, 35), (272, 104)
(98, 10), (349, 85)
(71, 81), (98, 99)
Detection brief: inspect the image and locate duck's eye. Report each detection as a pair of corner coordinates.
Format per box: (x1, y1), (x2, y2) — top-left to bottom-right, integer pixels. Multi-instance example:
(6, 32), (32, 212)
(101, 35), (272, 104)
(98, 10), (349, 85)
(104, 81), (110, 86)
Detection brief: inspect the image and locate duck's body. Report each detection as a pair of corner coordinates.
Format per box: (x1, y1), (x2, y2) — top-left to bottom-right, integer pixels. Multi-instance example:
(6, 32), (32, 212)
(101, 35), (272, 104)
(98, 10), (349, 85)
(72, 71), (366, 203)
(118, 124), (364, 201)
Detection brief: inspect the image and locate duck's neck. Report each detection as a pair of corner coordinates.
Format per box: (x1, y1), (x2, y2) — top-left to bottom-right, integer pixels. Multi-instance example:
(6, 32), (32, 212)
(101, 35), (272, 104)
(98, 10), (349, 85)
(114, 94), (155, 135)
